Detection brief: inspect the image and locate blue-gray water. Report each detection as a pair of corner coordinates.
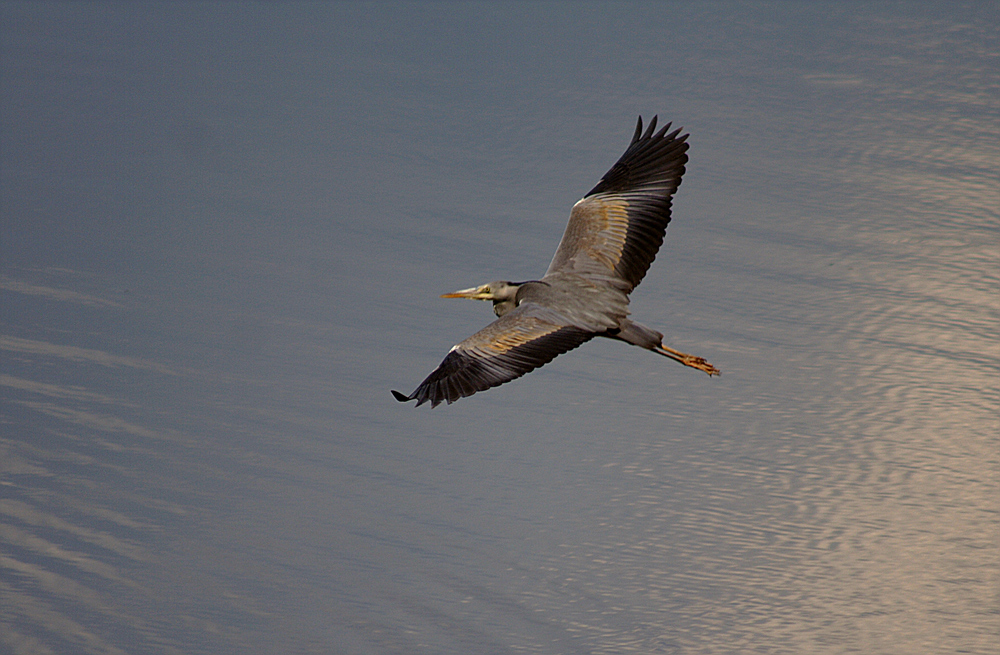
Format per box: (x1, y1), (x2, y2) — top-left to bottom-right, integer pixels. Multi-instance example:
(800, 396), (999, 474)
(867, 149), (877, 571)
(1, 3), (997, 653)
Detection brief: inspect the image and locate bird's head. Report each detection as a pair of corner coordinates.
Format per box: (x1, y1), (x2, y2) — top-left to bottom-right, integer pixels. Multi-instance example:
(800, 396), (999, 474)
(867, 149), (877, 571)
(441, 280), (521, 316)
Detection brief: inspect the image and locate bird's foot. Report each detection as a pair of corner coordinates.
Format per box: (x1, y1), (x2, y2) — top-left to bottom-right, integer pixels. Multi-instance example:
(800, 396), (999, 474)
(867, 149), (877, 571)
(655, 345), (721, 376)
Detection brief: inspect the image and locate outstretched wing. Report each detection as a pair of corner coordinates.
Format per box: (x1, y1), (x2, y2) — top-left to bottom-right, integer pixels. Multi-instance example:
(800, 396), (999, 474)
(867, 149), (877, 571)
(392, 304), (594, 407)
(545, 115), (689, 292)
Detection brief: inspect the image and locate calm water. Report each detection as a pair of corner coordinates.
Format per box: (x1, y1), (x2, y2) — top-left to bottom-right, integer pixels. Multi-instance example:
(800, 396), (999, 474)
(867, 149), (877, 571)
(2, 3), (997, 654)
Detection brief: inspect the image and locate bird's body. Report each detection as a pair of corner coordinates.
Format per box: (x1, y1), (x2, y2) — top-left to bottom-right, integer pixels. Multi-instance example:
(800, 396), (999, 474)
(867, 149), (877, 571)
(393, 116), (719, 407)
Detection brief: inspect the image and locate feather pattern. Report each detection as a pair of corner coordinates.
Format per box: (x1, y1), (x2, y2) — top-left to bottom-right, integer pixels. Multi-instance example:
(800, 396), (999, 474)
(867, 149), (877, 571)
(393, 116), (718, 408)
(396, 304), (593, 407)
(546, 115), (688, 291)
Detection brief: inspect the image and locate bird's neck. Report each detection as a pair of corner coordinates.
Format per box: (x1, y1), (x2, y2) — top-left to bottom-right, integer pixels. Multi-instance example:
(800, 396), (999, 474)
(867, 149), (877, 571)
(493, 299), (516, 317)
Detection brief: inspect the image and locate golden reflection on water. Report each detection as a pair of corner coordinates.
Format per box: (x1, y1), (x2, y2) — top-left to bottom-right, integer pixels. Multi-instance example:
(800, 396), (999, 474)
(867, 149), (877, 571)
(3, 164), (998, 654)
(1, 336), (177, 376)
(0, 276), (124, 309)
(0, 311), (243, 654)
(473, 69), (999, 652)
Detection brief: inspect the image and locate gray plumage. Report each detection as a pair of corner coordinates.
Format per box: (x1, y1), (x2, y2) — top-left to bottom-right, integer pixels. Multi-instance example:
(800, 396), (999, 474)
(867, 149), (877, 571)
(392, 116), (719, 408)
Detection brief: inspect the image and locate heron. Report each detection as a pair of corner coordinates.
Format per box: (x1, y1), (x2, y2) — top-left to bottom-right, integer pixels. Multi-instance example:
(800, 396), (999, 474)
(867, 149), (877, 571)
(392, 116), (719, 408)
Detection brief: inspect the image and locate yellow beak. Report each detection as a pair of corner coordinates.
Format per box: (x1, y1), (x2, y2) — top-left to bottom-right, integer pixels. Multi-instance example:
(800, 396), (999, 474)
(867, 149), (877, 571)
(441, 285), (492, 299)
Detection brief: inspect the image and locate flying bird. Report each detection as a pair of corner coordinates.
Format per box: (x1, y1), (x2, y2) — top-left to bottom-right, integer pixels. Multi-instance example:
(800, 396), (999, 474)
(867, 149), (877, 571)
(392, 115), (719, 407)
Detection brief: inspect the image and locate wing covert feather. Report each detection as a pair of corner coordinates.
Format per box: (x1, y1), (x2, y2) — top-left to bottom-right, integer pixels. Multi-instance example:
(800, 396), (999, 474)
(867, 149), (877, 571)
(545, 115), (689, 291)
(398, 304), (594, 407)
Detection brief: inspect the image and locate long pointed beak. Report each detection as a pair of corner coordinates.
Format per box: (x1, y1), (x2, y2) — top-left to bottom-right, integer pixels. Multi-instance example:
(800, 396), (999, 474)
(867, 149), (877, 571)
(441, 285), (491, 299)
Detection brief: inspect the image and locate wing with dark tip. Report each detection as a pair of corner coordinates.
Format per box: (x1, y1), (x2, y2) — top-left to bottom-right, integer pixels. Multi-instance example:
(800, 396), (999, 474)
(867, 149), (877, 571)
(545, 115), (689, 292)
(392, 304), (594, 407)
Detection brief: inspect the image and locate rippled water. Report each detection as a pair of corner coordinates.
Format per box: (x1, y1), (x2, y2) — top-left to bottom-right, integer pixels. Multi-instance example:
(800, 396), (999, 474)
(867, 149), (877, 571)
(2, 3), (997, 654)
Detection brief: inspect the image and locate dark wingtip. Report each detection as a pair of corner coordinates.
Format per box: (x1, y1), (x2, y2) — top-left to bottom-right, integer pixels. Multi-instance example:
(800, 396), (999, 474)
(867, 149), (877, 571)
(391, 389), (412, 403)
(644, 114), (658, 138)
(632, 116), (644, 143)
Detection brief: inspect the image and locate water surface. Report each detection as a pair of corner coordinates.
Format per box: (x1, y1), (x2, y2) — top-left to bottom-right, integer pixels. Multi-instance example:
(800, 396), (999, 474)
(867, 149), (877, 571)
(1, 3), (997, 653)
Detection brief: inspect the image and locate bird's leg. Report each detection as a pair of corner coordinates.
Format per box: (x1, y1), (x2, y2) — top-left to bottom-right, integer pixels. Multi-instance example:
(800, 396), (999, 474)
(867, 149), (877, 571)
(607, 320), (721, 376)
(654, 344), (721, 376)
